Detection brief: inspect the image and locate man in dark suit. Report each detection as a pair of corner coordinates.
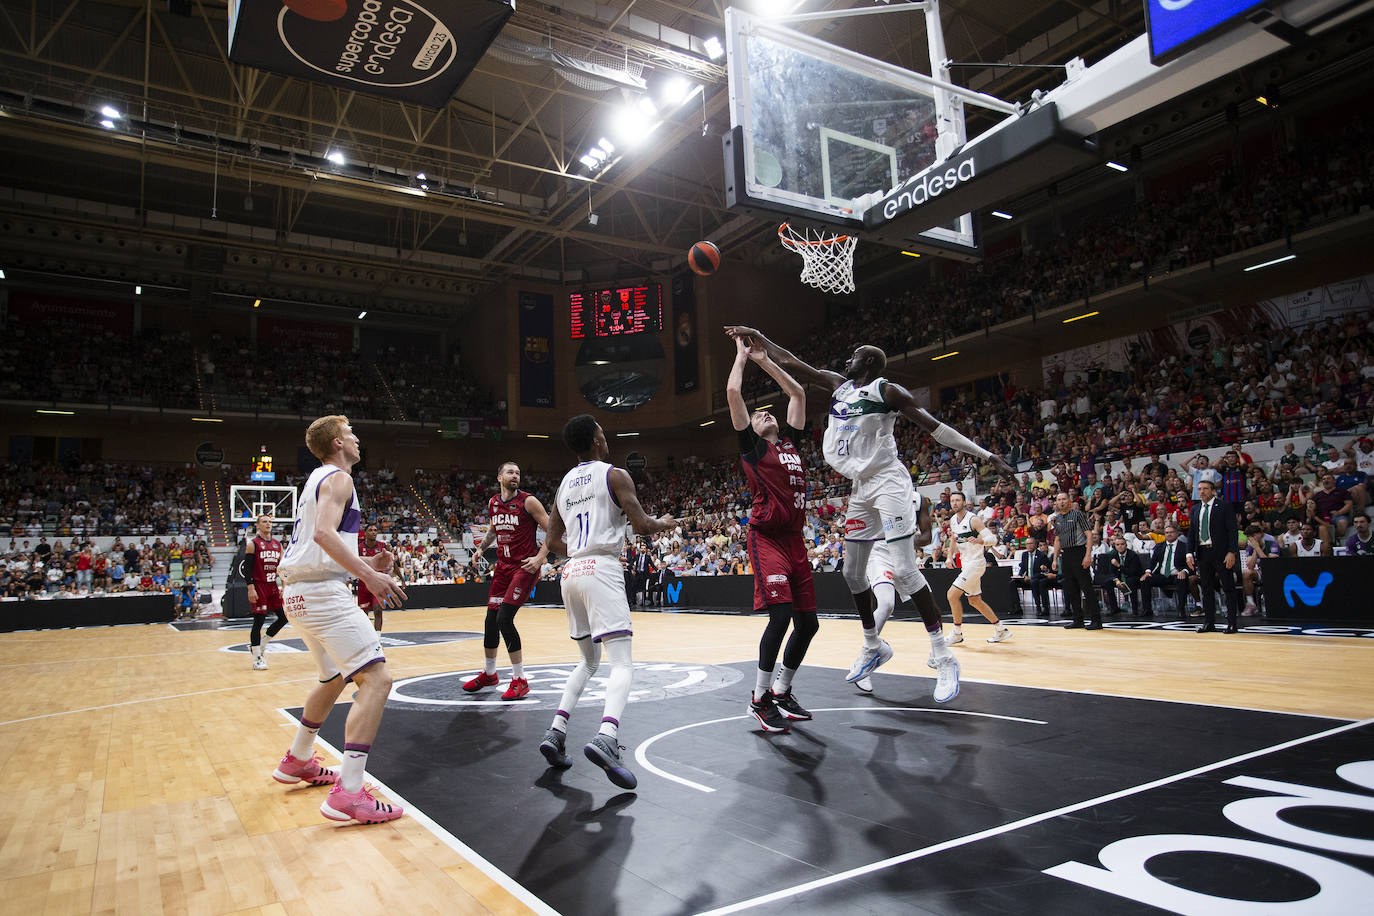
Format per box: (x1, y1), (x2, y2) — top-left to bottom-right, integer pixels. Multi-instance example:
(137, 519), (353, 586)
(1093, 534), (1146, 615)
(1187, 476), (1240, 633)
(1139, 524), (1192, 620)
(1009, 539), (1055, 617)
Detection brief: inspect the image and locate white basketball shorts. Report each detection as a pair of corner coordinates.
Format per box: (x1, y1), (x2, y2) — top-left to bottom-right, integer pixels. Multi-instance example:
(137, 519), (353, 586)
(283, 579), (385, 682)
(560, 554), (632, 643)
(844, 462), (917, 543)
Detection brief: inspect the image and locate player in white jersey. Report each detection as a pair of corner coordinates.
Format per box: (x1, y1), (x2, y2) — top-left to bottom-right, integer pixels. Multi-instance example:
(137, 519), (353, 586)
(537, 415), (675, 790)
(858, 492), (937, 694)
(943, 492), (1012, 646)
(270, 415), (408, 825)
(726, 326), (1012, 705)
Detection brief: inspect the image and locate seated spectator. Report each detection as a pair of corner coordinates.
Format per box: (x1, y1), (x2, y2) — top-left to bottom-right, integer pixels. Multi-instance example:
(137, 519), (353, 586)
(1345, 514), (1374, 556)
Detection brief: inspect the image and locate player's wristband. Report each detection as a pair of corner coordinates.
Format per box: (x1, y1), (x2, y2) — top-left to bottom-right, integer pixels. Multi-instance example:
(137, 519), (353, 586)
(931, 422), (992, 460)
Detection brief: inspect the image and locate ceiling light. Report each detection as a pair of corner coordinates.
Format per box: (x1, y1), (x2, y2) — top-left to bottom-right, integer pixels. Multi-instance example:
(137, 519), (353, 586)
(588, 213), (599, 227)
(662, 77), (692, 106)
(992, 210), (1013, 219)
(597, 137), (615, 153)
(0, 268), (6, 279)
(579, 154), (600, 169)
(526, 433), (550, 439)
(357, 310), (368, 319)
(931, 351), (959, 361)
(100, 105), (121, 119)
(704, 36), (724, 60)
(756, 404), (773, 410)
(612, 104), (656, 146)
(253, 298), (261, 308)
(588, 146), (607, 161)
(134, 285), (142, 295)
(699, 419), (716, 427)
(99, 118), (115, 129)
(900, 251), (922, 258)
(326, 150), (346, 165)
(36, 409), (75, 415)
(589, 360), (610, 366)
(1243, 254), (1296, 272)
(192, 417), (223, 423)
(637, 96), (658, 116)
(1105, 161), (1128, 172)
(617, 431), (640, 437)
(415, 171), (426, 180)
(1062, 310), (1100, 324)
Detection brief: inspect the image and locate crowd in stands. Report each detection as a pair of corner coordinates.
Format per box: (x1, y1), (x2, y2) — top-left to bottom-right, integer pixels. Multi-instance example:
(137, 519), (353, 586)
(0, 324), (195, 408)
(1, 461), (207, 539)
(0, 534), (213, 607)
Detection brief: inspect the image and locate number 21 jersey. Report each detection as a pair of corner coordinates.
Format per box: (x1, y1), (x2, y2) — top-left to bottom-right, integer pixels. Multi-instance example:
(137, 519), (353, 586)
(555, 461), (628, 558)
(824, 378), (900, 480)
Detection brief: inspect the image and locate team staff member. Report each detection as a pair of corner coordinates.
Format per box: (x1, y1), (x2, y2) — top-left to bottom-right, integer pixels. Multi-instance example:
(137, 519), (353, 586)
(462, 462), (550, 701)
(240, 515), (287, 670)
(1188, 475), (1240, 634)
(1049, 492), (1102, 629)
(726, 334), (818, 732)
(356, 524), (401, 631)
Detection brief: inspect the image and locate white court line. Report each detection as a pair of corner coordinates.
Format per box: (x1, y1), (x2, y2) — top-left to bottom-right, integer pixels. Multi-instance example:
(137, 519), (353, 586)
(691, 716), (1374, 915)
(278, 708), (562, 916)
(635, 707), (1049, 794)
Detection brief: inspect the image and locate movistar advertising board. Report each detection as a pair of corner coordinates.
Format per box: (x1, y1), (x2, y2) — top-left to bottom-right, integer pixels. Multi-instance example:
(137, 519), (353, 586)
(228, 0), (513, 108)
(1145, 0), (1269, 65)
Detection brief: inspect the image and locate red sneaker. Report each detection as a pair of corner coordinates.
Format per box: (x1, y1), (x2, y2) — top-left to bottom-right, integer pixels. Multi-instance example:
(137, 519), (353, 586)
(462, 671), (500, 692)
(501, 677), (530, 701)
(319, 783), (404, 824)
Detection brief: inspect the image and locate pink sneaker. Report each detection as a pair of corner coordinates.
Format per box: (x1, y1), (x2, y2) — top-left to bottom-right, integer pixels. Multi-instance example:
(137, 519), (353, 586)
(272, 752), (339, 786)
(320, 783), (405, 824)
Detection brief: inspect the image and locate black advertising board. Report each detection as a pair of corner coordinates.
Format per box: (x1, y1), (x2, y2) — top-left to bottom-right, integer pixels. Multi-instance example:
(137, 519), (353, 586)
(228, 0), (514, 108)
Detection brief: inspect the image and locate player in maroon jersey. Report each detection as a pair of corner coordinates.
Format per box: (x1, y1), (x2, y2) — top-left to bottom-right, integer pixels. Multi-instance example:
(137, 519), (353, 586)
(462, 461), (550, 700)
(356, 524), (401, 632)
(725, 333), (818, 732)
(239, 515), (287, 670)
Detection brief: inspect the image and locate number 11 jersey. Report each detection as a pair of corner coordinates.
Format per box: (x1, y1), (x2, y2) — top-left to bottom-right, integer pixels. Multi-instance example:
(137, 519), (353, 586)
(555, 460), (629, 558)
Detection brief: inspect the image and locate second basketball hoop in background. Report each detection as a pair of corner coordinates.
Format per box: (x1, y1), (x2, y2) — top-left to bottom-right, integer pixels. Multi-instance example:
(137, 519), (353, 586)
(688, 240), (721, 276)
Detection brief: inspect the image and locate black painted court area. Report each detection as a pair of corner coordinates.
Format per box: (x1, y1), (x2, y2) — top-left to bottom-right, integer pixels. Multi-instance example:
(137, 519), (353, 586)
(297, 664), (1367, 915)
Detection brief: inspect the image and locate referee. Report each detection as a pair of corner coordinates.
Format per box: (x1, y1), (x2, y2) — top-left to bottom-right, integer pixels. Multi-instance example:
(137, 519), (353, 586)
(1049, 492), (1103, 630)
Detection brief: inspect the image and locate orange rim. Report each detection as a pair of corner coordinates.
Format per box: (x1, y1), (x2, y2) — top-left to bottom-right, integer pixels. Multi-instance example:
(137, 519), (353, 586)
(778, 222), (852, 247)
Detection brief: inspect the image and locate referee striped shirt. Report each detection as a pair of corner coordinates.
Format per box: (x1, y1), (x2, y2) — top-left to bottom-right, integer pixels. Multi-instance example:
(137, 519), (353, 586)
(1051, 509), (1091, 548)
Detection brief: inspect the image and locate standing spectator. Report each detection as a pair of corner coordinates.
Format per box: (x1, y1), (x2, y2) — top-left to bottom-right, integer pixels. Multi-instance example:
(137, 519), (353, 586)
(1187, 477), (1239, 634)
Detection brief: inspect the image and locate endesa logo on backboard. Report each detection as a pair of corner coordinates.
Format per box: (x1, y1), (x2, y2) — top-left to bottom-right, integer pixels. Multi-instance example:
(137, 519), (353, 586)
(229, 0), (513, 108)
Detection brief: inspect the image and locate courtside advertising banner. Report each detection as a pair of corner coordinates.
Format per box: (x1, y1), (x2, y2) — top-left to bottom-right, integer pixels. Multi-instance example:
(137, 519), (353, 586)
(228, 0), (514, 108)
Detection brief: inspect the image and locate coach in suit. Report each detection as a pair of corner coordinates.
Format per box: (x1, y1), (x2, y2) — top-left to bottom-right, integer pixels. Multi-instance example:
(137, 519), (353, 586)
(1139, 525), (1192, 620)
(1187, 476), (1240, 633)
(1093, 534), (1146, 615)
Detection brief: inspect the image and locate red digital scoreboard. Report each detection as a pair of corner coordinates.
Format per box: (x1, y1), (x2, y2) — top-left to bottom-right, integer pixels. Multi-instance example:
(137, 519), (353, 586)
(570, 284), (663, 338)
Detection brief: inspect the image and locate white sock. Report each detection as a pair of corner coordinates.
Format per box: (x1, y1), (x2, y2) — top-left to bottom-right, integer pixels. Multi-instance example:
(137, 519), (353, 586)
(289, 722), (320, 759)
(863, 626), (880, 649)
(483, 657), (497, 676)
(598, 717), (619, 739)
(772, 665), (797, 694)
(754, 668), (772, 699)
(551, 713), (569, 733)
(599, 637), (633, 737)
(341, 746), (369, 793)
(929, 628), (951, 659)
(512, 661), (524, 679)
(951, 625), (963, 635)
(251, 645), (263, 659)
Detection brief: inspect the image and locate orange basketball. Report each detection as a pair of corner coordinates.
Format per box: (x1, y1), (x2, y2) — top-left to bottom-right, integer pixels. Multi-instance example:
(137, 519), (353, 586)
(280, 0), (348, 22)
(688, 240), (720, 276)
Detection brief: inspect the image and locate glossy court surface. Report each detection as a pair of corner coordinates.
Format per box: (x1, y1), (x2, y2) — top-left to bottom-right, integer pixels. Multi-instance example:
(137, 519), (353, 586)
(1, 604), (1370, 914)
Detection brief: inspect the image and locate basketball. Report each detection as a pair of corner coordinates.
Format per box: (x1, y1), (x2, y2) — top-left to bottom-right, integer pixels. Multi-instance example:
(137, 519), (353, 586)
(687, 240), (720, 276)
(280, 0), (348, 22)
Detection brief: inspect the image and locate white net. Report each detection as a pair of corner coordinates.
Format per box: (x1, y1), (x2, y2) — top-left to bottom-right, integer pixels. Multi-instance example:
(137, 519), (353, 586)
(778, 222), (858, 294)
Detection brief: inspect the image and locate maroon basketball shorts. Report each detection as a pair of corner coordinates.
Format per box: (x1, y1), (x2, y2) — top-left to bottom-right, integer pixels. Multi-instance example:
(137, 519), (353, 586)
(488, 561), (538, 609)
(748, 528), (816, 612)
(251, 580), (282, 615)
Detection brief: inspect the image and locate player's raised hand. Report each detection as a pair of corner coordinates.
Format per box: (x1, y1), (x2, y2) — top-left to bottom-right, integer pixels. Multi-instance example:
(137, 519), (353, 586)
(367, 548), (395, 572)
(657, 514), (677, 532)
(991, 455), (1016, 476)
(746, 339), (770, 363)
(724, 325), (761, 346)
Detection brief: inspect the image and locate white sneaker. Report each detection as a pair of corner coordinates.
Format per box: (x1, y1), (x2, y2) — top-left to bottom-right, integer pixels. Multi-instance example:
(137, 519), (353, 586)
(854, 676), (873, 694)
(988, 626), (1013, 643)
(926, 652), (938, 670)
(252, 654), (268, 671)
(944, 630), (964, 647)
(845, 639), (894, 682)
(933, 655), (960, 703)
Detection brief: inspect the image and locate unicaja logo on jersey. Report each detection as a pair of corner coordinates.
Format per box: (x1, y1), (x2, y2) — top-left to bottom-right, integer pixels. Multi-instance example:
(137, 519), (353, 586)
(277, 1), (457, 90)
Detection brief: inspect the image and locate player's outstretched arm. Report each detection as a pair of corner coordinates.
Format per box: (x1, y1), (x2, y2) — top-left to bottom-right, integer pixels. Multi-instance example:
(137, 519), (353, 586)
(746, 339), (807, 430)
(545, 504), (569, 558)
(726, 335), (752, 432)
(608, 468), (676, 537)
(723, 325), (844, 390)
(522, 494), (552, 573)
(883, 380), (1015, 476)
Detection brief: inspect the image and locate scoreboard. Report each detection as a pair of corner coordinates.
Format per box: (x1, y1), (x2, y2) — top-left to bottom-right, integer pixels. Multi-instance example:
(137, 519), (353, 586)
(570, 284), (663, 339)
(250, 452), (275, 482)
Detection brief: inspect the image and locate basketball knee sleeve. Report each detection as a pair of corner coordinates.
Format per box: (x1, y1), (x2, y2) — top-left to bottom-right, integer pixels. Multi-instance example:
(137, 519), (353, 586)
(555, 636), (601, 717)
(482, 605), (501, 650)
(249, 615), (265, 647)
(782, 610), (819, 670)
(842, 539), (875, 593)
(758, 602), (792, 672)
(266, 609), (287, 638)
(497, 603), (521, 653)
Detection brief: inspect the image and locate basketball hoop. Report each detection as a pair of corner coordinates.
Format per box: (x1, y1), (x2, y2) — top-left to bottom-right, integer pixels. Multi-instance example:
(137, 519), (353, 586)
(778, 222), (857, 295)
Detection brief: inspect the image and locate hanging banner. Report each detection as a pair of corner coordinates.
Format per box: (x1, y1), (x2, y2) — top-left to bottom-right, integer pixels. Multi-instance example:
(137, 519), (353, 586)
(5, 290), (133, 335)
(518, 291), (555, 408)
(257, 315), (351, 350)
(673, 273), (700, 395)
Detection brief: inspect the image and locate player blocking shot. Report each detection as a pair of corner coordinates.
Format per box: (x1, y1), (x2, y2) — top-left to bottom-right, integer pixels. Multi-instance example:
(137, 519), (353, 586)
(240, 514), (287, 670)
(725, 326), (1014, 704)
(356, 524), (400, 632)
(944, 492), (1013, 646)
(270, 415), (408, 824)
(462, 462), (550, 701)
(538, 415), (675, 790)
(726, 333), (820, 732)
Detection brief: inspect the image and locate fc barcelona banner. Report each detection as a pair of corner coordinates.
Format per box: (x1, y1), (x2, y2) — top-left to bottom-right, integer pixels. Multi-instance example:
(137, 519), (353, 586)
(672, 273), (700, 395)
(227, 0), (513, 109)
(518, 291), (555, 408)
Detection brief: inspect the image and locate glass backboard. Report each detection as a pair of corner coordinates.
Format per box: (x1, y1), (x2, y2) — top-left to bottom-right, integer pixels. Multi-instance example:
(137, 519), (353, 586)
(725, 8), (977, 253)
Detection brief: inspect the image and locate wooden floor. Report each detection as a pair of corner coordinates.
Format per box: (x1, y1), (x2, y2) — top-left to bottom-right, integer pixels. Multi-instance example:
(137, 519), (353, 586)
(1, 606), (1370, 915)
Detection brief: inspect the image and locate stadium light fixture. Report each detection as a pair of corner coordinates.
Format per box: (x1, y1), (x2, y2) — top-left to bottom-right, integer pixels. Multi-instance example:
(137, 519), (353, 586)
(99, 119), (115, 129)
(992, 210), (1013, 219)
(326, 150), (346, 165)
(1243, 254), (1296, 272)
(134, 285), (142, 295)
(617, 431), (640, 437)
(1105, 161), (1128, 172)
(526, 434), (550, 439)
(415, 172), (426, 180)
(252, 299), (261, 308)
(597, 137), (615, 153)
(0, 268), (6, 279)
(357, 310), (368, 319)
(36, 409), (75, 415)
(931, 351), (959, 361)
(662, 76), (692, 106)
(1062, 310), (1100, 324)
(579, 154), (600, 170)
(100, 105), (121, 119)
(192, 417), (223, 423)
(900, 251), (921, 258)
(756, 404), (773, 410)
(704, 36), (724, 60)
(699, 419), (715, 427)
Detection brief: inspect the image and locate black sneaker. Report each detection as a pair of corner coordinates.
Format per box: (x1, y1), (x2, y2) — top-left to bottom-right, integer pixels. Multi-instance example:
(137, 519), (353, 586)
(771, 690), (812, 721)
(539, 727), (572, 769)
(749, 692), (790, 732)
